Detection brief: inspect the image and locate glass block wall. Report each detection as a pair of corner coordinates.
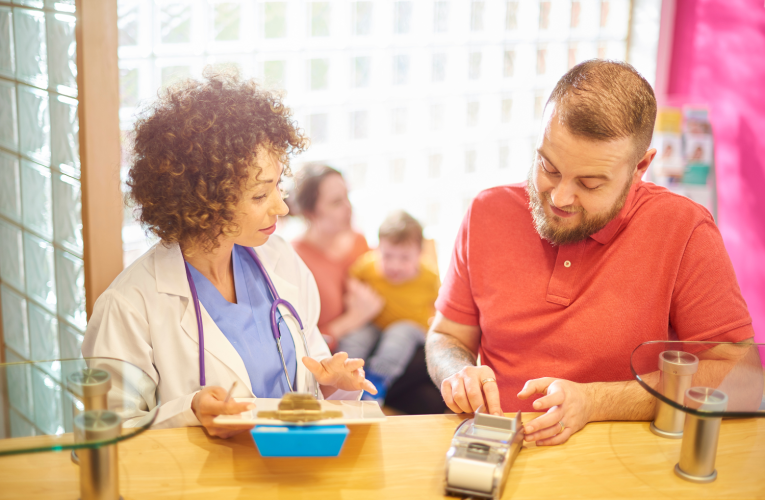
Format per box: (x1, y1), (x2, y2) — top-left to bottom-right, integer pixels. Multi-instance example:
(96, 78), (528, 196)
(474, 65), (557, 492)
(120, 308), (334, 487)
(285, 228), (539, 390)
(0, 0), (84, 438)
(118, 0), (634, 274)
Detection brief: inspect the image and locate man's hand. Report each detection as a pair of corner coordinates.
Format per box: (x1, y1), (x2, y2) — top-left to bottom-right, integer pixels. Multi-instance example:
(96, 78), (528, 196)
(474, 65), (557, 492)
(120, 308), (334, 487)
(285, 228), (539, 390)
(441, 365), (503, 416)
(191, 386), (255, 439)
(517, 377), (594, 446)
(303, 352), (377, 394)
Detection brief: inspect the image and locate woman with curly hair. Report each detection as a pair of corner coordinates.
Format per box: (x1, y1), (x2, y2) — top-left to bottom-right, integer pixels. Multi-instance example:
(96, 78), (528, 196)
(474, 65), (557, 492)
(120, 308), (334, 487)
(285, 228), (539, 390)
(83, 71), (376, 437)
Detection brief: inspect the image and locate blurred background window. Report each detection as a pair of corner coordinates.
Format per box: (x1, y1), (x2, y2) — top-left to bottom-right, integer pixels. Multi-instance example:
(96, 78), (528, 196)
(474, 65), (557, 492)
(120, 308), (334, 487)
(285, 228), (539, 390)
(118, 0), (653, 275)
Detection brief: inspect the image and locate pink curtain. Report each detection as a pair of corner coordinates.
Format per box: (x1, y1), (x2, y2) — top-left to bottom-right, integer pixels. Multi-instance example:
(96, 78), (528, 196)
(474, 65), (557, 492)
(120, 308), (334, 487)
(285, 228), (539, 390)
(666, 0), (765, 344)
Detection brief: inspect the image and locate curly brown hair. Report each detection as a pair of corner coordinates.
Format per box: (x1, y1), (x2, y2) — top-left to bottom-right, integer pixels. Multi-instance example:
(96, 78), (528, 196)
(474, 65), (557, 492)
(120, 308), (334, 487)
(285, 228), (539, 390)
(127, 69), (307, 253)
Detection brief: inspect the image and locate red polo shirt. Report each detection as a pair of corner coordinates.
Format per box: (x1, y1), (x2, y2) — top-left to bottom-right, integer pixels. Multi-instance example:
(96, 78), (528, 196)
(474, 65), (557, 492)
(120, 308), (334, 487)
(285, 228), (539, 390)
(435, 181), (754, 413)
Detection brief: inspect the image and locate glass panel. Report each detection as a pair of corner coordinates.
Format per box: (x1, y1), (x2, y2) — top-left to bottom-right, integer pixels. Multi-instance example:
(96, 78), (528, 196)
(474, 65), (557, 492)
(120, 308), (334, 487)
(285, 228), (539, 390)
(0, 151), (21, 221)
(0, 7), (14, 78)
(308, 113), (328, 143)
(55, 249), (86, 329)
(23, 232), (56, 312)
(59, 322), (83, 359)
(0, 79), (18, 152)
(309, 58), (329, 90)
(310, 2), (330, 37)
(432, 53), (446, 82)
(214, 2), (241, 42)
(31, 365), (64, 435)
(10, 410), (36, 438)
(468, 51), (481, 80)
(18, 85), (51, 165)
(13, 7), (47, 89)
(119, 66), (139, 107)
(0, 219), (25, 291)
(353, 56), (370, 88)
(393, 54), (409, 85)
(160, 2), (192, 44)
(394, 1), (412, 34)
(50, 94), (80, 176)
(506, 1), (518, 30)
(353, 2), (372, 36)
(46, 0), (77, 13)
(15, 0), (44, 9)
(467, 101), (479, 127)
(28, 302), (59, 367)
(118, 0), (139, 46)
(264, 2), (287, 38)
(5, 351), (33, 423)
(52, 172), (83, 254)
(471, 1), (485, 31)
(21, 160), (53, 239)
(434, 1), (449, 33)
(46, 12), (77, 97)
(502, 98), (513, 123)
(350, 110), (368, 140)
(2, 287), (29, 357)
(263, 60), (285, 89)
(391, 107), (406, 134)
(160, 65), (190, 88)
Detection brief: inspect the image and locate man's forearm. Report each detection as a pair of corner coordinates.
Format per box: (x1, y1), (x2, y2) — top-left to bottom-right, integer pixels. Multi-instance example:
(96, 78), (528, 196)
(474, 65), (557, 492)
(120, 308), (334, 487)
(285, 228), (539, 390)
(425, 332), (477, 387)
(583, 379), (657, 422)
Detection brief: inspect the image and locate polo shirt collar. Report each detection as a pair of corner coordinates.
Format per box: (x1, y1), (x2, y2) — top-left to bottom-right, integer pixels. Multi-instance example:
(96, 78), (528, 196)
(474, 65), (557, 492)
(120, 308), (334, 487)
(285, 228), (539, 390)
(590, 180), (641, 245)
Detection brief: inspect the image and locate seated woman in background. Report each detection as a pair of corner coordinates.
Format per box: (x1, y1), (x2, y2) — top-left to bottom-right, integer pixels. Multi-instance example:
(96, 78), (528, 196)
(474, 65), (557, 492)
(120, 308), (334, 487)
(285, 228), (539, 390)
(292, 166), (446, 415)
(290, 164), (380, 345)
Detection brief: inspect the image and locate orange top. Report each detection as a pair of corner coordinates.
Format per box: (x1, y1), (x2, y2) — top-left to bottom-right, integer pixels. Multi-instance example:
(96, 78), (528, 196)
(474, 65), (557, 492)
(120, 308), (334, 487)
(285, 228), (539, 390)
(436, 181), (754, 413)
(293, 232), (369, 335)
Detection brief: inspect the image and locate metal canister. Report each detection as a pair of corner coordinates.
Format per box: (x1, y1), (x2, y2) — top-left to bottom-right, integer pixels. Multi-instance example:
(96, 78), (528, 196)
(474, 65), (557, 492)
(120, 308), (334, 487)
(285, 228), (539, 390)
(73, 410), (122, 500)
(68, 368), (112, 412)
(650, 350), (699, 438)
(675, 387), (728, 483)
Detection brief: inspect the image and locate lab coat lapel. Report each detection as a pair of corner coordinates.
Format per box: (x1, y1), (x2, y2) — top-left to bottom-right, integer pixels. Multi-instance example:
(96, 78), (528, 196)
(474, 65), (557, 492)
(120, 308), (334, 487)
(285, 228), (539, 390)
(253, 245), (311, 394)
(155, 243), (254, 394)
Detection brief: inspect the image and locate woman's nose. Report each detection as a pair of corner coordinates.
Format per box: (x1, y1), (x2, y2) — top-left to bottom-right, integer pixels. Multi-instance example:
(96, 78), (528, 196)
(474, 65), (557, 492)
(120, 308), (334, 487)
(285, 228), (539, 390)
(271, 193), (289, 216)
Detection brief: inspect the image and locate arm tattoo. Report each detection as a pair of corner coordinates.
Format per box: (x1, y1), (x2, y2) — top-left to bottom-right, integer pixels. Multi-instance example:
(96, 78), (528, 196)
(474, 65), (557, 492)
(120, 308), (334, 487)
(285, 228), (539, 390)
(426, 333), (478, 388)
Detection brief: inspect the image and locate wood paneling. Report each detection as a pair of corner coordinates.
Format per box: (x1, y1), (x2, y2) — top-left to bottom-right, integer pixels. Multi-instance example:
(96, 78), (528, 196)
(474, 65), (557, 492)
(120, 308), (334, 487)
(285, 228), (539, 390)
(76, 0), (124, 317)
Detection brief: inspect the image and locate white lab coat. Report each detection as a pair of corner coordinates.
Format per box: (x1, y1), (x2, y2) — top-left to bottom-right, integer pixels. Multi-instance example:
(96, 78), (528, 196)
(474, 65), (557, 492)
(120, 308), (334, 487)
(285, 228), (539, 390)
(83, 235), (356, 429)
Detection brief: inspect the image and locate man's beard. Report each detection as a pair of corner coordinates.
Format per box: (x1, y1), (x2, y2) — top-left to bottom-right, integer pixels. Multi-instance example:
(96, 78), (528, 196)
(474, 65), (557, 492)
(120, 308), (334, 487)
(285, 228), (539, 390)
(527, 166), (632, 246)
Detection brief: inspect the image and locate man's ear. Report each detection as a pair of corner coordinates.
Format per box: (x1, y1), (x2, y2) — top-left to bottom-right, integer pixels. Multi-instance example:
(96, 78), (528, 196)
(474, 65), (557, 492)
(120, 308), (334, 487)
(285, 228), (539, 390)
(634, 148), (657, 182)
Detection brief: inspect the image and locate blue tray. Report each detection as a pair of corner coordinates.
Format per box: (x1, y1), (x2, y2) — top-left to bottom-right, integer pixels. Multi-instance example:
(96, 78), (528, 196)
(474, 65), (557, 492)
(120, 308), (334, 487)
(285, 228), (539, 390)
(250, 425), (349, 457)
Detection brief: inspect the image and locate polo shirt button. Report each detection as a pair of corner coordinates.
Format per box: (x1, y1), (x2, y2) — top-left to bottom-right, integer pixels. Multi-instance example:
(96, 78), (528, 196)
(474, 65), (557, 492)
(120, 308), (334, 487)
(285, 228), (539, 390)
(564, 260), (571, 268)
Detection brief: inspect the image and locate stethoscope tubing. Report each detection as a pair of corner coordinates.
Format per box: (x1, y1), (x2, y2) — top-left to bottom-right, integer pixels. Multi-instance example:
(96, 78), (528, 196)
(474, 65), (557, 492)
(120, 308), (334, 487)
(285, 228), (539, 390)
(184, 246), (314, 395)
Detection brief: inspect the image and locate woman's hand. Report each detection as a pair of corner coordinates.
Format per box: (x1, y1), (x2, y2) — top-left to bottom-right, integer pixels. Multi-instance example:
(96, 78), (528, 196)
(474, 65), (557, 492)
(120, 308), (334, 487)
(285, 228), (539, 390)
(517, 377), (594, 446)
(344, 278), (384, 324)
(302, 352), (378, 395)
(191, 386), (255, 439)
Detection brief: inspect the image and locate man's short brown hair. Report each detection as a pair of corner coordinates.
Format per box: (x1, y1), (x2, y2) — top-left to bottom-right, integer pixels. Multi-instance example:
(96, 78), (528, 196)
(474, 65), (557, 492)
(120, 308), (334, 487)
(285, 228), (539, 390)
(379, 210), (423, 247)
(546, 59), (657, 164)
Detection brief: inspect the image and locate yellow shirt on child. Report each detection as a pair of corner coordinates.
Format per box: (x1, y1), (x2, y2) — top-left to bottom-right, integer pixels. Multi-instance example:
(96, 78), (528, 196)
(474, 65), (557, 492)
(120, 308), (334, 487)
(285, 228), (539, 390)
(350, 250), (441, 331)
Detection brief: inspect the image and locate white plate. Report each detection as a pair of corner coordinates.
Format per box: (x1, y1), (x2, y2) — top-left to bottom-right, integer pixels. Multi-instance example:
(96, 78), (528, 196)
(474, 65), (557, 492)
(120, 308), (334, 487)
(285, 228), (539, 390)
(212, 398), (387, 426)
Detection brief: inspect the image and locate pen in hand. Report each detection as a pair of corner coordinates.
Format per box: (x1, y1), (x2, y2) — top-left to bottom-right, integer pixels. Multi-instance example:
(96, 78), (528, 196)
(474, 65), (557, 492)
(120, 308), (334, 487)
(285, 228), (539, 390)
(223, 381), (237, 403)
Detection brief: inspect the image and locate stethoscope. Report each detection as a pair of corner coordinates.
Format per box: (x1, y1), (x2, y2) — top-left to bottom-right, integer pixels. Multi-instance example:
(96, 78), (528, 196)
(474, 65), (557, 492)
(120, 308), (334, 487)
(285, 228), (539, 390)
(183, 246), (318, 398)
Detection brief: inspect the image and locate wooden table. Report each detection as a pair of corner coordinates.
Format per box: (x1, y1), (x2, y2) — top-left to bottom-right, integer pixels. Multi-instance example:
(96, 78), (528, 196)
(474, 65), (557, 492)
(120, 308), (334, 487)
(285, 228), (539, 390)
(1, 414), (763, 499)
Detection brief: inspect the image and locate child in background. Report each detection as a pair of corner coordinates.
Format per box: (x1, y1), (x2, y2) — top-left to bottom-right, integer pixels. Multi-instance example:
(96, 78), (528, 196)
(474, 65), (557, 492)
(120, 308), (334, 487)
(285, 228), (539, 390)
(339, 210), (441, 403)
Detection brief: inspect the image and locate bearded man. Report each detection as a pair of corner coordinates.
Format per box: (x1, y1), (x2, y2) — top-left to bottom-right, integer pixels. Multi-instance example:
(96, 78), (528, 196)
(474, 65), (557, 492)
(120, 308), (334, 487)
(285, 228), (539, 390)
(426, 60), (755, 445)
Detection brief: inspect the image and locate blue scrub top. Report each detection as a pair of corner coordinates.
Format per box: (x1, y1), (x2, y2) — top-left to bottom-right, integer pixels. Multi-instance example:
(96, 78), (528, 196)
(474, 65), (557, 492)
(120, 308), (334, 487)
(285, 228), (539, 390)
(187, 245), (297, 397)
